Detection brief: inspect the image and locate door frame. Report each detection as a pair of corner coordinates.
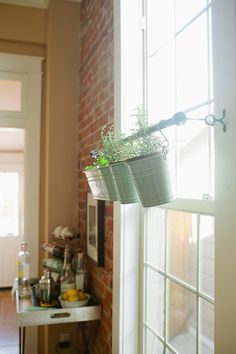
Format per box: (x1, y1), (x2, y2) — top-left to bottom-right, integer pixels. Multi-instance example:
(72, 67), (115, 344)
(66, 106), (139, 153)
(0, 52), (43, 279)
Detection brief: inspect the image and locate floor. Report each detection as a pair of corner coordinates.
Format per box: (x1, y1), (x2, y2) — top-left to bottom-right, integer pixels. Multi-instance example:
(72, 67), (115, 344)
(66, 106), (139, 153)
(0, 288), (19, 354)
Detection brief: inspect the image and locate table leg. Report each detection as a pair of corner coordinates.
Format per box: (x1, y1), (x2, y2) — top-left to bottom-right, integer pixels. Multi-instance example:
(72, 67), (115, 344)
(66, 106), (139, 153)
(19, 327), (21, 354)
(22, 327), (25, 354)
(19, 326), (25, 354)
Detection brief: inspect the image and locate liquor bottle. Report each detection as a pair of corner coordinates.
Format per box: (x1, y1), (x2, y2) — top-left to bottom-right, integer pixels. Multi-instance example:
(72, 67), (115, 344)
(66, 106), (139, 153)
(39, 269), (47, 301)
(41, 270), (55, 305)
(75, 251), (87, 292)
(17, 242), (31, 298)
(71, 248), (81, 273)
(60, 245), (75, 294)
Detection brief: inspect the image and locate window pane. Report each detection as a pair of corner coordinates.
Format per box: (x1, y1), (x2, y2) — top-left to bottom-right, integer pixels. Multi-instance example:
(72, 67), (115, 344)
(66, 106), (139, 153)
(199, 299), (214, 354)
(145, 208), (166, 270)
(0, 172), (19, 236)
(145, 327), (164, 354)
(167, 280), (197, 354)
(148, 42), (175, 121)
(147, 0), (174, 56)
(167, 210), (197, 287)
(175, 0), (207, 31)
(0, 79), (22, 112)
(176, 13), (209, 110)
(177, 105), (213, 199)
(145, 267), (165, 338)
(199, 215), (215, 297)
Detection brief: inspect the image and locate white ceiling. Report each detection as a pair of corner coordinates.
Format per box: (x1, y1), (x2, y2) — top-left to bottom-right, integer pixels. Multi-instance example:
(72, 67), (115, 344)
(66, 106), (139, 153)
(0, 0), (81, 8)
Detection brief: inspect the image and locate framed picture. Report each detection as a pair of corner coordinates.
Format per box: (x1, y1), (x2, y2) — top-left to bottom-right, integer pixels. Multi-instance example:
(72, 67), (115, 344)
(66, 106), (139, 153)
(86, 192), (105, 266)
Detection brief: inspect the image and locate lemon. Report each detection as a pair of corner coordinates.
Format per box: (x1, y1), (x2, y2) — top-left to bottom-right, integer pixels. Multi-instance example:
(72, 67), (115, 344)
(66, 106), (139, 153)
(68, 295), (79, 302)
(78, 291), (87, 300)
(62, 292), (68, 301)
(67, 288), (78, 297)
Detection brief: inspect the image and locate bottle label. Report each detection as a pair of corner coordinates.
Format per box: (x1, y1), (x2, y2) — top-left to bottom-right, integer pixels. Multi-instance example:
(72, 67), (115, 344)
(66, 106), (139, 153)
(18, 261), (29, 279)
(76, 274), (84, 291)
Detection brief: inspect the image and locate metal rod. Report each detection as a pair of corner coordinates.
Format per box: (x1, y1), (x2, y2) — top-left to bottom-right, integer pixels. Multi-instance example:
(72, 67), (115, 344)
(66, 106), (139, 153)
(124, 111), (188, 142)
(125, 109), (226, 142)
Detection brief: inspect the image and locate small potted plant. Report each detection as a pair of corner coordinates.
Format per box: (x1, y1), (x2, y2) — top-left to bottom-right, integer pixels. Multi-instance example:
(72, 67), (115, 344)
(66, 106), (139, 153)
(125, 106), (175, 207)
(83, 152), (119, 202)
(100, 124), (139, 204)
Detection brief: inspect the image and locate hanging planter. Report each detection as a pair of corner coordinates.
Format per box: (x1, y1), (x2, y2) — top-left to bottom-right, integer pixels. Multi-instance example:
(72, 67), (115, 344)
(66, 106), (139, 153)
(126, 152), (175, 207)
(110, 161), (140, 204)
(83, 106), (175, 206)
(123, 106), (175, 207)
(83, 166), (119, 202)
(95, 124), (139, 204)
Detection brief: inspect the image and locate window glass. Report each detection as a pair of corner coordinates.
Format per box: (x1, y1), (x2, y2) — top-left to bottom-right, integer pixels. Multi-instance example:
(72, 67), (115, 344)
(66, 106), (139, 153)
(167, 280), (197, 354)
(199, 299), (214, 353)
(0, 172), (19, 236)
(167, 210), (197, 287)
(145, 208), (166, 270)
(145, 328), (164, 353)
(147, 2), (213, 199)
(0, 79), (22, 112)
(145, 268), (165, 338)
(176, 13), (209, 110)
(199, 215), (215, 297)
(175, 0), (207, 32)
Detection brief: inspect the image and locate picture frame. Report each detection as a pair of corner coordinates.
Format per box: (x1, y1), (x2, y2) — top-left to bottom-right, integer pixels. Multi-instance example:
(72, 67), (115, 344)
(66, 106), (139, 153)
(86, 192), (105, 267)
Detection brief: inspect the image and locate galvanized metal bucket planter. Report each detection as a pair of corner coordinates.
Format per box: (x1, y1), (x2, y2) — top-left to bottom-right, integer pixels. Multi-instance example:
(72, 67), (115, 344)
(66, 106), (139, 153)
(83, 166), (119, 201)
(109, 161), (140, 204)
(125, 152), (175, 207)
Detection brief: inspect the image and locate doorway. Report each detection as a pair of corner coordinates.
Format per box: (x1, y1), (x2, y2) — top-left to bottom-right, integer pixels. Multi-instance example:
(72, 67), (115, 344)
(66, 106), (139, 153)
(0, 53), (42, 285)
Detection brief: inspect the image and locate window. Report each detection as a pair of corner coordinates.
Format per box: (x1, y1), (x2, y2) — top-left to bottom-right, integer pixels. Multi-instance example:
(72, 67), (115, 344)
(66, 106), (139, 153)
(142, 2), (215, 353)
(143, 206), (214, 354)
(113, 1), (222, 354)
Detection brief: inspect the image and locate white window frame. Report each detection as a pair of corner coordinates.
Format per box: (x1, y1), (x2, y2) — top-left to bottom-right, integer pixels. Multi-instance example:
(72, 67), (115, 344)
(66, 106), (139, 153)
(113, 0), (236, 353)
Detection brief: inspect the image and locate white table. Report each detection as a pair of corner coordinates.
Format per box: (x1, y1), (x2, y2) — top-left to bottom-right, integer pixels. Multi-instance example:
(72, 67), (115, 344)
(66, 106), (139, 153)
(15, 292), (101, 354)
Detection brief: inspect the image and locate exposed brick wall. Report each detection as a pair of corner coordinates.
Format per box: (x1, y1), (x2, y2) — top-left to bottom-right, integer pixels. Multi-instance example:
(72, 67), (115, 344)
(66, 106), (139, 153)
(78, 0), (114, 353)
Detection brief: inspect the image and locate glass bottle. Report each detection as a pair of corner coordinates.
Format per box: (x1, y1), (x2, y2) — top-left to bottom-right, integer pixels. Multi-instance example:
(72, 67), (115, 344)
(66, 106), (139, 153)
(71, 248), (81, 273)
(60, 245), (75, 294)
(75, 251), (87, 292)
(41, 270), (55, 305)
(17, 242), (30, 298)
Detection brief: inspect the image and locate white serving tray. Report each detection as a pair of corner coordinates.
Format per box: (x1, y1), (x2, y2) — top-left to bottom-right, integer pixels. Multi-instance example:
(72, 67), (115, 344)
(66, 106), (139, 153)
(16, 292), (101, 327)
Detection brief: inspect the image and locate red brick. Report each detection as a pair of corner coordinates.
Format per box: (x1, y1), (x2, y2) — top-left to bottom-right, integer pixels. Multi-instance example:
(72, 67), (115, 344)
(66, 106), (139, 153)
(78, 0), (114, 352)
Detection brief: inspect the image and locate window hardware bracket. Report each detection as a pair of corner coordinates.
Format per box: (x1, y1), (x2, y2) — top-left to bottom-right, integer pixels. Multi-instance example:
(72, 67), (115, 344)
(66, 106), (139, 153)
(187, 109), (226, 132)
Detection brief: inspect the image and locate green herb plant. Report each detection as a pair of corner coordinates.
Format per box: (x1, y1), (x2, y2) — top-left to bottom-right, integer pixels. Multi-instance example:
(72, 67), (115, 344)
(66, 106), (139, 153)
(83, 153), (109, 170)
(131, 106), (168, 157)
(100, 124), (135, 163)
